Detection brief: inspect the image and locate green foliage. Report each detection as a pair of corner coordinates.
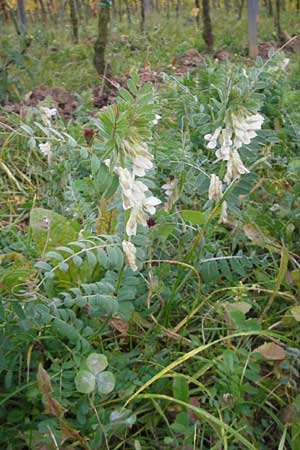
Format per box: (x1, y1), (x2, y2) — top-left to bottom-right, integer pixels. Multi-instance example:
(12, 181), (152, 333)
(1, 21), (300, 450)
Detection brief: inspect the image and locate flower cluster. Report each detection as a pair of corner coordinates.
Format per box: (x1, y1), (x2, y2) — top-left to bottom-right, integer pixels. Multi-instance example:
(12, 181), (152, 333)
(205, 110), (264, 222)
(115, 138), (160, 272)
(118, 167), (161, 237)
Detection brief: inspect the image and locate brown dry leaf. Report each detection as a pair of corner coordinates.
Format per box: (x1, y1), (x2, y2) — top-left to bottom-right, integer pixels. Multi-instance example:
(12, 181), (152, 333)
(109, 317), (129, 333)
(37, 363), (52, 396)
(258, 41), (277, 59)
(60, 418), (88, 449)
(243, 224), (275, 248)
(253, 342), (285, 360)
(188, 397), (201, 423)
(214, 49), (230, 61)
(281, 405), (296, 424)
(45, 396), (64, 416)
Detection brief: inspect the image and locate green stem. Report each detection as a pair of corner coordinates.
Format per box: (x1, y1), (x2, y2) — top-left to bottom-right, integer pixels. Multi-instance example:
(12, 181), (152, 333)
(89, 395), (110, 450)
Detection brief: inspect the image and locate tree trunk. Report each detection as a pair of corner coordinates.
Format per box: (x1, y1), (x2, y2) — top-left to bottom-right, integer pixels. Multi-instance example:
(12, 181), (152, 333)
(267, 0), (272, 15)
(75, 0), (83, 20)
(8, 4), (21, 33)
(0, 0), (9, 22)
(238, 0), (244, 18)
(38, 0), (47, 23)
(47, 0), (55, 22)
(58, 0), (65, 25)
(140, 0), (145, 30)
(195, 0), (200, 27)
(94, 2), (110, 75)
(69, 0), (79, 43)
(176, 0), (180, 17)
(124, 0), (131, 23)
(117, 0), (122, 21)
(17, 0), (26, 33)
(275, 0), (284, 42)
(247, 0), (257, 59)
(202, 0), (213, 52)
(143, 0), (150, 19)
(224, 0), (230, 11)
(82, 0), (91, 21)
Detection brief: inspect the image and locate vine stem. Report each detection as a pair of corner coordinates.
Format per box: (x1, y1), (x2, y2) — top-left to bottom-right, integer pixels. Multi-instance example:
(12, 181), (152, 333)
(89, 395), (110, 450)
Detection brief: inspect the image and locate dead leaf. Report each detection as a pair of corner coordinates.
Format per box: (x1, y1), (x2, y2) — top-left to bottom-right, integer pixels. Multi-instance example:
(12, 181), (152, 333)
(281, 405), (296, 424)
(45, 396), (64, 416)
(37, 363), (52, 396)
(188, 397), (201, 422)
(243, 224), (279, 251)
(253, 342), (285, 360)
(109, 317), (129, 333)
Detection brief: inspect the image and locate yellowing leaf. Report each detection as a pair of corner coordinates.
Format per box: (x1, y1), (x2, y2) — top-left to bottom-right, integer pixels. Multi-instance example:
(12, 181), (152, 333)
(290, 306), (300, 322)
(253, 342), (285, 360)
(96, 196), (117, 234)
(223, 302), (252, 314)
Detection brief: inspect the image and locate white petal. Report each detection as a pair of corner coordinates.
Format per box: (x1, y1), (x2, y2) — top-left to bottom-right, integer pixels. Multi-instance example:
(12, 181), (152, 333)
(122, 240), (138, 271)
(207, 140), (217, 149)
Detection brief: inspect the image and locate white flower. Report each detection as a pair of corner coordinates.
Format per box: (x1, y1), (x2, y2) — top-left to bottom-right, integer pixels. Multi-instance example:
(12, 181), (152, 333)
(280, 58), (290, 70)
(122, 240), (138, 271)
(118, 167), (161, 236)
(121, 140), (154, 177)
(126, 194), (161, 236)
(245, 113), (264, 130)
(162, 178), (179, 209)
(208, 174), (223, 201)
(219, 201), (228, 224)
(122, 140), (150, 161)
(39, 141), (52, 164)
(126, 206), (147, 236)
(39, 141), (51, 156)
(143, 195), (161, 215)
(40, 107), (57, 126)
(231, 112), (264, 149)
(224, 149), (249, 183)
(270, 203), (280, 212)
(41, 106), (57, 119)
(132, 155), (153, 177)
(152, 114), (162, 125)
(204, 127), (221, 149)
(215, 128), (232, 161)
(118, 167), (148, 210)
(162, 179), (177, 197)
